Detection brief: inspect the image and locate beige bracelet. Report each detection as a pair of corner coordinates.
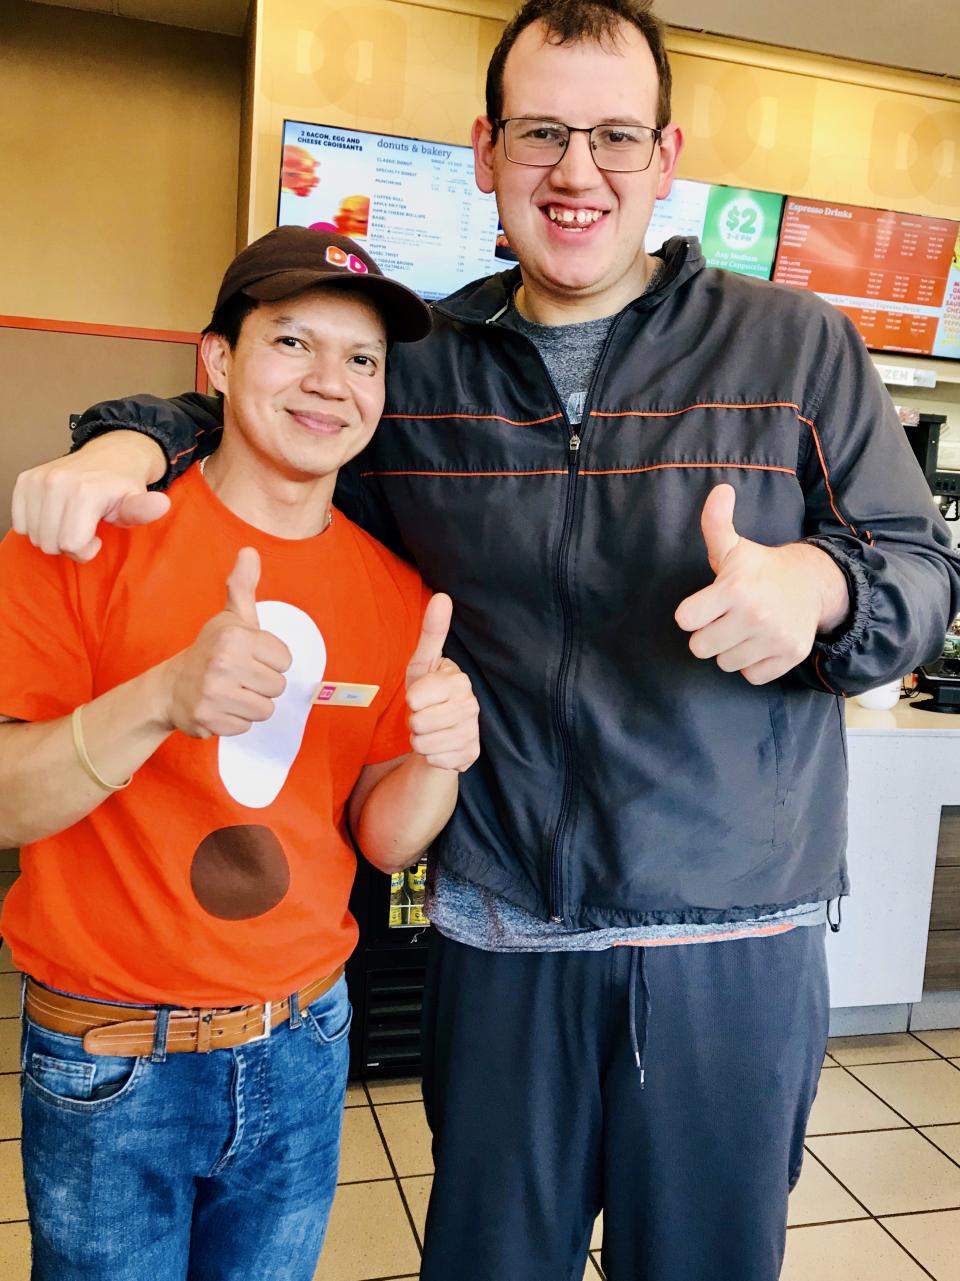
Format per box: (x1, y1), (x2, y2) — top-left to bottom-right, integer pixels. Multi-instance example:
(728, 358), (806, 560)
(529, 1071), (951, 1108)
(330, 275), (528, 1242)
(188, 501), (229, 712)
(71, 706), (133, 792)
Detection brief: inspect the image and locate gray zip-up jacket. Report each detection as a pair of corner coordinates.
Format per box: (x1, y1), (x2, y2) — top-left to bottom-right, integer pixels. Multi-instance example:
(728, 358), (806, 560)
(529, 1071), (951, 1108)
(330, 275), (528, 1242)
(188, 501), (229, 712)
(74, 237), (960, 928)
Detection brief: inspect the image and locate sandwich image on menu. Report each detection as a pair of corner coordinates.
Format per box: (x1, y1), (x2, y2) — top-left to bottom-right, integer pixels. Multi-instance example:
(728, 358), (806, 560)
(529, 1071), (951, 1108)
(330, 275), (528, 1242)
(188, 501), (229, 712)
(279, 141), (370, 240)
(331, 195), (370, 238)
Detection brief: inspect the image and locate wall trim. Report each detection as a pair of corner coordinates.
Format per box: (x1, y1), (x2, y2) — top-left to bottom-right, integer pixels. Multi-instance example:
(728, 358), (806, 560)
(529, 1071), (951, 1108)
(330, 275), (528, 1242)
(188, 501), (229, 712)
(0, 315), (207, 394)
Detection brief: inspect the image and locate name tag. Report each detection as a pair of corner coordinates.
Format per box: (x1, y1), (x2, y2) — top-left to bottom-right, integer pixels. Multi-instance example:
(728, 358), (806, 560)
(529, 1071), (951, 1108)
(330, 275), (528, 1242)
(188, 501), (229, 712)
(313, 682), (380, 708)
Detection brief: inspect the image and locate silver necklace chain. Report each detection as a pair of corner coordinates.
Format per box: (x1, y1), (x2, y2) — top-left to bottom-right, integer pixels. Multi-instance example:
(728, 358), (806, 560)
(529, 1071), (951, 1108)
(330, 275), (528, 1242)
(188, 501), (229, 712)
(197, 453), (332, 532)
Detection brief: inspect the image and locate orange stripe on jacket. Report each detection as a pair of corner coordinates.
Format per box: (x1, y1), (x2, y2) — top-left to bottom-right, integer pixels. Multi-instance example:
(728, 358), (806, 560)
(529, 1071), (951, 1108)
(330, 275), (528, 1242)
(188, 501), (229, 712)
(380, 412), (564, 427)
(591, 401), (803, 419)
(359, 462), (797, 480)
(614, 922), (796, 947)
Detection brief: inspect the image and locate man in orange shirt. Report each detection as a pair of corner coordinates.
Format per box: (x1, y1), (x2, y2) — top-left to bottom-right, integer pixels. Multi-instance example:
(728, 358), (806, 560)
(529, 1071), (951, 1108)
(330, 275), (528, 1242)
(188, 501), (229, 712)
(0, 227), (480, 1281)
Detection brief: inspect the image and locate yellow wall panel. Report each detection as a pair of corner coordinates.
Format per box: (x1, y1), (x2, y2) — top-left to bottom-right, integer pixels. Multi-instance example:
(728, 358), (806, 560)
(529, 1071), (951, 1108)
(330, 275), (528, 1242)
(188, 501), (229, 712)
(1, 0), (242, 332)
(251, 0), (501, 235)
(673, 47), (960, 215)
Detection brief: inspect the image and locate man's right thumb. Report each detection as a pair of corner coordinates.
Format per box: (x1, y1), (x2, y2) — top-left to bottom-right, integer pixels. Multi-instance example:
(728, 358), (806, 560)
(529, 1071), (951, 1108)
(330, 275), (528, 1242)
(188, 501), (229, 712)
(225, 547), (261, 626)
(109, 491), (172, 529)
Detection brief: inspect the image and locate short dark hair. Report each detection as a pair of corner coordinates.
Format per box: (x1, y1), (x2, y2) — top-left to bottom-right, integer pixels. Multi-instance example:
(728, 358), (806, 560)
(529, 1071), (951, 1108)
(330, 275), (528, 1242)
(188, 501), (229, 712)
(486, 0), (672, 140)
(202, 291), (260, 351)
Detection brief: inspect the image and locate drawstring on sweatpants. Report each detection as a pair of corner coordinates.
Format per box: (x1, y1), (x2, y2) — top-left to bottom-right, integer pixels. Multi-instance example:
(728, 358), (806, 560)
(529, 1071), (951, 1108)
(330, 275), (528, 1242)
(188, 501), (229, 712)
(827, 897), (843, 934)
(627, 947), (651, 1087)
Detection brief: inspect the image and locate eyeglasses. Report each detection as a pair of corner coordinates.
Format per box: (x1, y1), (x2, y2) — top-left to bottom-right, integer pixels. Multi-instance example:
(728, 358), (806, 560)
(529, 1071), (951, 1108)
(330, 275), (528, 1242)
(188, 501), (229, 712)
(496, 118), (662, 174)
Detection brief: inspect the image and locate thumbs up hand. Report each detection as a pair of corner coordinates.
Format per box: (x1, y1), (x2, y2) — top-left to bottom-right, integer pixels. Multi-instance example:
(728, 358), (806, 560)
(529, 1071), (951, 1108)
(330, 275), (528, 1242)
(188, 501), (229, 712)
(404, 594), (480, 772)
(165, 548), (292, 738)
(674, 485), (850, 685)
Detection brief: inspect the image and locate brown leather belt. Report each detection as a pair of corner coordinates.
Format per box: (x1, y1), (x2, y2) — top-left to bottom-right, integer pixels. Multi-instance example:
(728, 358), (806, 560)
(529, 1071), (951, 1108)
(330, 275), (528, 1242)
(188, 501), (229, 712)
(25, 968), (345, 1057)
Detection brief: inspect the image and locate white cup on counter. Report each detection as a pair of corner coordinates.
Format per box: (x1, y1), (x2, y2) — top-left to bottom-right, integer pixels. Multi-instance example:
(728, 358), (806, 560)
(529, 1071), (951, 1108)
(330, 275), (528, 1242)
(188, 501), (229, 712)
(854, 678), (903, 711)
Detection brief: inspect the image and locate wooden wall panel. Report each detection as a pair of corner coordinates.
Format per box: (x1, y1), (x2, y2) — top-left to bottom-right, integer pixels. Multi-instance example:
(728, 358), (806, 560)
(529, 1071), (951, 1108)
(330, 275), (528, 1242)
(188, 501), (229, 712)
(924, 929), (960, 991)
(0, 327), (198, 535)
(924, 806), (960, 992)
(936, 806), (960, 866)
(929, 864), (960, 932)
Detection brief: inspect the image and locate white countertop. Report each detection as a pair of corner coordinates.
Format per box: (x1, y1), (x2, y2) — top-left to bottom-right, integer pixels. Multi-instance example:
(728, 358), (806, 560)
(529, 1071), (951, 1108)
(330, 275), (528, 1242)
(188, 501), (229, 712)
(845, 694), (960, 735)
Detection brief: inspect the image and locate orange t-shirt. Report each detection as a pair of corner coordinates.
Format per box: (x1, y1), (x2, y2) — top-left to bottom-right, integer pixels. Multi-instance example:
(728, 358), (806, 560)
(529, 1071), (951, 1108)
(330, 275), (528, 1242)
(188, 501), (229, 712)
(0, 466), (427, 1007)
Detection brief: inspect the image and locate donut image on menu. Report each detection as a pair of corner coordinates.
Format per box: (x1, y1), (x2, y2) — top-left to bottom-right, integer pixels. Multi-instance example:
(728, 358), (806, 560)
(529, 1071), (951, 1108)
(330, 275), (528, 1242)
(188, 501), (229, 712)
(190, 601), (326, 921)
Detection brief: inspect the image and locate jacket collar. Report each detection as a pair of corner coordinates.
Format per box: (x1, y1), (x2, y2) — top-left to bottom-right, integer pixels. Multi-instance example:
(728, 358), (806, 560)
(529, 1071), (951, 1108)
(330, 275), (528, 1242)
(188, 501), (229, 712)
(433, 235), (706, 326)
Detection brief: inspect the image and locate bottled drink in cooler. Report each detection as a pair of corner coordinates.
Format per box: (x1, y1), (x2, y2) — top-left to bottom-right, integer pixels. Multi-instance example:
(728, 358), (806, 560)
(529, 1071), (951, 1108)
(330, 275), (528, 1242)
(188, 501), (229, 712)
(406, 861), (428, 926)
(388, 870), (406, 927)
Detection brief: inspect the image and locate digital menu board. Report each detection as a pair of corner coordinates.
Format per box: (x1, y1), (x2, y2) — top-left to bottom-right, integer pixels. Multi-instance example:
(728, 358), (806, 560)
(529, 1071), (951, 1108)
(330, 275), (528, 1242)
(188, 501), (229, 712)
(646, 178), (784, 280)
(277, 121), (503, 301)
(772, 198), (960, 359)
(936, 230), (960, 361)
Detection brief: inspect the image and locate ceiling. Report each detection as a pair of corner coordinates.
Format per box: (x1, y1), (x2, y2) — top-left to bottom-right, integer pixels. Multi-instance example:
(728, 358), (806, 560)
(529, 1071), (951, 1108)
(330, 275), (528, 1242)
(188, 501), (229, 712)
(22, 0), (960, 79)
(657, 0), (959, 81)
(23, 0), (252, 37)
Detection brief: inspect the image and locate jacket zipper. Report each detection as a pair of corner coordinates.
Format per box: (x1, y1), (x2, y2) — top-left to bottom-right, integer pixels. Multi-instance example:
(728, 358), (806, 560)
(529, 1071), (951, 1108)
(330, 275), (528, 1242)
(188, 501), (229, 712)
(447, 298), (638, 924)
(544, 314), (630, 923)
(482, 327), (581, 923)
(547, 427), (581, 920)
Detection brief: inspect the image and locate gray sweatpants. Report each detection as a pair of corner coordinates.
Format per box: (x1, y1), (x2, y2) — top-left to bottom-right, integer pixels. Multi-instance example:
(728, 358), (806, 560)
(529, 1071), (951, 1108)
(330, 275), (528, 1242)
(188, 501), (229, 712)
(419, 924), (829, 1281)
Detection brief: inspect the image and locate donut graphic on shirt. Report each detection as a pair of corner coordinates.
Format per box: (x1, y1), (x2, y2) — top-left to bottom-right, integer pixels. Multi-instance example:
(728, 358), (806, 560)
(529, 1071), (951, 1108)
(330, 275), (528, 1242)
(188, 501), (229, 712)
(190, 602), (326, 921)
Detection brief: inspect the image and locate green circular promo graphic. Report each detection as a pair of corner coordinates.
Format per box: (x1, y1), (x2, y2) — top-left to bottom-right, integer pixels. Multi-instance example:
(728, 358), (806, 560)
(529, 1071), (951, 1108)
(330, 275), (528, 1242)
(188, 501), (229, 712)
(719, 196), (764, 250)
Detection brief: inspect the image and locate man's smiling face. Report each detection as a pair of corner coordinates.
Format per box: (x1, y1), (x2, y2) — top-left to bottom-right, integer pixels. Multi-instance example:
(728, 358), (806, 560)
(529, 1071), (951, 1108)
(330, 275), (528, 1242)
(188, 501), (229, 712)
(473, 18), (682, 320)
(203, 287), (387, 483)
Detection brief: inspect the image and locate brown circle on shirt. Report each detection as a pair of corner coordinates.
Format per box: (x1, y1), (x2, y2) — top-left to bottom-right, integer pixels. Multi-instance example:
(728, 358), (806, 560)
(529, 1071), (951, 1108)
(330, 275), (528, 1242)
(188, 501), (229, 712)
(191, 825), (290, 920)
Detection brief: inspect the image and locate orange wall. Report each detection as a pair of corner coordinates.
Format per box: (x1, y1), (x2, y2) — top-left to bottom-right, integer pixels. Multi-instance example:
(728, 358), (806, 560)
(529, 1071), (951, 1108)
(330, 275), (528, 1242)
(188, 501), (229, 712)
(0, 0), (243, 333)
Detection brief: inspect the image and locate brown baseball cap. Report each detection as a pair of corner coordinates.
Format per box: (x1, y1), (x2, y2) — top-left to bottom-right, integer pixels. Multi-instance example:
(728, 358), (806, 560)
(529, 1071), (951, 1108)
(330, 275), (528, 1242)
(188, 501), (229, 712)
(210, 225), (432, 343)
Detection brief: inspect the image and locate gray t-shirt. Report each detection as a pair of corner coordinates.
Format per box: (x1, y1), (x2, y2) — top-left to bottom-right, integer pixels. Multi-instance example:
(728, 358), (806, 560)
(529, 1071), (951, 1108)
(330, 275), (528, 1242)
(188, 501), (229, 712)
(427, 273), (826, 951)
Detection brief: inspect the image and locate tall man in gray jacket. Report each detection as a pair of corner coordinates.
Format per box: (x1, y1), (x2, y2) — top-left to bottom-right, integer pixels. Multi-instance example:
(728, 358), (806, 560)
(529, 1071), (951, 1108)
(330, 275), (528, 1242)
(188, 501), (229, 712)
(13, 2), (960, 1278)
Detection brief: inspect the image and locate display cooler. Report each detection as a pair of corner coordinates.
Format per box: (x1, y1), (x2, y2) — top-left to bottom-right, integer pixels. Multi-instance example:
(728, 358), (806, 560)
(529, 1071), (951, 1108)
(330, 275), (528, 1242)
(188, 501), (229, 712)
(345, 855), (430, 1079)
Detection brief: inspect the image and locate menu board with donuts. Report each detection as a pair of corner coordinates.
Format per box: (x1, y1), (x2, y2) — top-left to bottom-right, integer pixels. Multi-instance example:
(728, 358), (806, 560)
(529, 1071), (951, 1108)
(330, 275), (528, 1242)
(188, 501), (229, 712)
(277, 121), (502, 301)
(274, 120), (960, 361)
(772, 198), (960, 359)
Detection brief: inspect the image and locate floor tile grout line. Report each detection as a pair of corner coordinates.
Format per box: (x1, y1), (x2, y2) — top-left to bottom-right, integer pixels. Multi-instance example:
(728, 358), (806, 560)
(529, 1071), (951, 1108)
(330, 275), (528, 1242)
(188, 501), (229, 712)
(788, 1215), (873, 1230)
(840, 1057), (960, 1174)
(805, 1118), (960, 1237)
(789, 1209), (938, 1281)
(872, 1215), (940, 1281)
(834, 1062), (940, 1130)
(831, 1056), (941, 1067)
(909, 1031), (960, 1061)
(875, 1205), (960, 1220)
(366, 1094), (425, 1256)
(801, 1143), (881, 1223)
(911, 1123), (960, 1173)
(337, 1175), (399, 1188)
(807, 1124), (910, 1138)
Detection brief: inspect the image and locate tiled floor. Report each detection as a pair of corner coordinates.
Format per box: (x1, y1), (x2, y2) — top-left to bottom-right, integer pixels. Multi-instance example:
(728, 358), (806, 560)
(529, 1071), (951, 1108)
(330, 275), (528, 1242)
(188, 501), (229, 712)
(1, 836), (959, 1279)
(2, 1031), (960, 1278)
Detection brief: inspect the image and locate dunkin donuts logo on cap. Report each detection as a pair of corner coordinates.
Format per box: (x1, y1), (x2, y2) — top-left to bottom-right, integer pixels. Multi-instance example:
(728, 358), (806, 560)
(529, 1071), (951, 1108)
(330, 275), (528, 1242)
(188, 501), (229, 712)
(325, 245), (369, 275)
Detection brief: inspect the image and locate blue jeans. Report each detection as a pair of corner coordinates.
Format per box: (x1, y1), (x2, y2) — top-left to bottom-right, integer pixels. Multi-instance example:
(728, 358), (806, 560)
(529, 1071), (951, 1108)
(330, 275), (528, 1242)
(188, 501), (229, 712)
(20, 976), (351, 1281)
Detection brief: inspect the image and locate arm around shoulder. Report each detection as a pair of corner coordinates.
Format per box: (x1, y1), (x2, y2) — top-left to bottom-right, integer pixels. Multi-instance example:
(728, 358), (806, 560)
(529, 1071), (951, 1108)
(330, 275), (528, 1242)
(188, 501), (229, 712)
(11, 387), (224, 563)
(72, 392), (224, 486)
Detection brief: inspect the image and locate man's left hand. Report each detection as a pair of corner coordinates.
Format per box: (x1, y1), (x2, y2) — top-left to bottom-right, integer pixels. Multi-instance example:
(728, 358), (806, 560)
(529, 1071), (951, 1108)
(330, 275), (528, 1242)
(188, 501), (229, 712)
(674, 484), (849, 685)
(405, 593), (480, 771)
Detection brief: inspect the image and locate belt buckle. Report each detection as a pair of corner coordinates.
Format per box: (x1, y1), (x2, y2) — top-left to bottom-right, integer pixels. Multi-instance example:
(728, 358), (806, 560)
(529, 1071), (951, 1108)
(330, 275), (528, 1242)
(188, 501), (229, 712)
(248, 1000), (273, 1043)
